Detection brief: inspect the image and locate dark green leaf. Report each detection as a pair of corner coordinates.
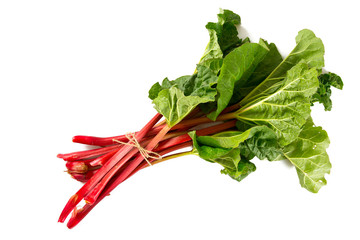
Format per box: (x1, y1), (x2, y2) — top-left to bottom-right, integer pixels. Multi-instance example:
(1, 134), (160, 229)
(205, 9), (242, 54)
(241, 127), (282, 161)
(189, 125), (281, 181)
(220, 158), (256, 182)
(198, 9), (242, 74)
(311, 72), (343, 111)
(148, 82), (163, 100)
(230, 39), (283, 104)
(207, 43), (269, 120)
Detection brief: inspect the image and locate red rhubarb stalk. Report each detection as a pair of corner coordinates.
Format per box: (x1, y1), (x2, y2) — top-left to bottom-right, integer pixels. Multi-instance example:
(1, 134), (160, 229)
(83, 120), (236, 207)
(172, 112), (236, 130)
(66, 119), (236, 228)
(66, 142), (192, 229)
(84, 124), (171, 204)
(58, 113), (162, 223)
(71, 106), (238, 148)
(83, 146), (148, 204)
(72, 123), (166, 147)
(57, 144), (120, 161)
(88, 148), (118, 167)
(154, 120), (237, 152)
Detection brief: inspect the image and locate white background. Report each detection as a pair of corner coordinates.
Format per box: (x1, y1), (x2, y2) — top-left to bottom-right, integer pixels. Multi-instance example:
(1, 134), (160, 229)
(1, 0), (359, 239)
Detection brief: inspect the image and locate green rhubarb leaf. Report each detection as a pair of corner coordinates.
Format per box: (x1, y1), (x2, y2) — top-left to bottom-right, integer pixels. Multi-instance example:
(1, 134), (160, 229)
(189, 125), (280, 182)
(281, 117), (331, 193)
(189, 131), (255, 182)
(240, 29), (324, 106)
(196, 130), (258, 149)
(199, 58), (223, 75)
(234, 30), (325, 145)
(198, 9), (242, 74)
(148, 82), (163, 100)
(230, 39), (283, 103)
(269, 29), (325, 79)
(207, 43), (269, 120)
(189, 131), (237, 165)
(150, 65), (218, 127)
(240, 127), (282, 161)
(237, 62), (319, 146)
(198, 28), (223, 74)
(196, 126), (281, 161)
(311, 72), (343, 111)
(220, 157), (256, 182)
(205, 9), (242, 55)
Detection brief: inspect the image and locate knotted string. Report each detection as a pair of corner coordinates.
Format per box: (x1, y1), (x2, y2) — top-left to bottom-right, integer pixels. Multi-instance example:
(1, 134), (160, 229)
(112, 132), (162, 166)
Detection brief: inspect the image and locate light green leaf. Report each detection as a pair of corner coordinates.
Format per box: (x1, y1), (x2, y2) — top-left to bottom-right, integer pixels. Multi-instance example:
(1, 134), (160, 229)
(197, 130), (257, 149)
(199, 57), (223, 75)
(151, 65), (218, 127)
(189, 131), (237, 165)
(240, 29), (324, 105)
(269, 29), (324, 79)
(237, 62), (319, 146)
(207, 43), (269, 120)
(197, 126), (281, 161)
(291, 29), (325, 71)
(198, 29), (223, 72)
(282, 118), (331, 193)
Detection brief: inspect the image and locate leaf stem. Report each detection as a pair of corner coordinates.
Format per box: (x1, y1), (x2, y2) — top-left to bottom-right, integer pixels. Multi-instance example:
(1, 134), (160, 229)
(155, 151), (193, 163)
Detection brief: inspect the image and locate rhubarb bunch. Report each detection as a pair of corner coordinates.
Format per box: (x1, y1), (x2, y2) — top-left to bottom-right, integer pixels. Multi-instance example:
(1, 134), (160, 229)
(58, 9), (343, 228)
